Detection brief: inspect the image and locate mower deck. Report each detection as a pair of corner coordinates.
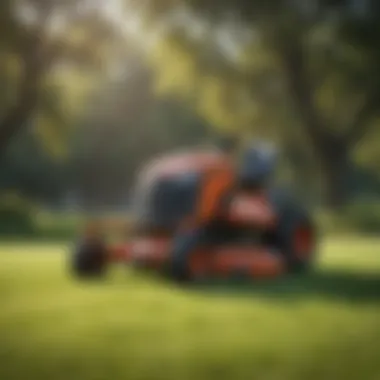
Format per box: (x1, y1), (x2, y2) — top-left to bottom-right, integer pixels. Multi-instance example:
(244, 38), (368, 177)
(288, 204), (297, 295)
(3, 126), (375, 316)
(109, 238), (286, 279)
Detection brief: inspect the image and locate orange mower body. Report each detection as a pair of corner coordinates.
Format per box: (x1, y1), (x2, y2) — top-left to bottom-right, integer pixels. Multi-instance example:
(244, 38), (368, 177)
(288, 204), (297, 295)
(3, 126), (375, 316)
(72, 149), (316, 281)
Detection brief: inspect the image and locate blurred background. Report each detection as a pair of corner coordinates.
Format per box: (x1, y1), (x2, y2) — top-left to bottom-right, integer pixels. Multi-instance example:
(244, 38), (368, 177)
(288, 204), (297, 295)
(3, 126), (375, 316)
(1, 0), (380, 238)
(1, 2), (380, 380)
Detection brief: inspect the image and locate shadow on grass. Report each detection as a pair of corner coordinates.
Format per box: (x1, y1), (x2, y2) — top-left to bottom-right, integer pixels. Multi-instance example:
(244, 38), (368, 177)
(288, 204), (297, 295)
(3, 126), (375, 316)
(189, 270), (380, 304)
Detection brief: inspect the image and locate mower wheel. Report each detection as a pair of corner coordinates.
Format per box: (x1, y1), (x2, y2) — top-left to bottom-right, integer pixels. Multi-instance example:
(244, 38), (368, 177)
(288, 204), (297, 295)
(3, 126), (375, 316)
(270, 191), (317, 274)
(71, 238), (108, 278)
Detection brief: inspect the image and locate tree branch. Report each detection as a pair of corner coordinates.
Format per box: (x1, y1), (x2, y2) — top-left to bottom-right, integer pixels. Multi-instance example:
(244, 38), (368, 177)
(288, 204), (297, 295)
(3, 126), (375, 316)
(277, 38), (329, 151)
(0, 66), (42, 155)
(0, 33), (50, 156)
(0, 5), (63, 157)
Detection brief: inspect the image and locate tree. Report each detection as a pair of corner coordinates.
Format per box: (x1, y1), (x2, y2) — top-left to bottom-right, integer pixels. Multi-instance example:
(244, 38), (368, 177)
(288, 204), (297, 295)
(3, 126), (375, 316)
(70, 56), (209, 209)
(0, 0), (120, 156)
(0, 129), (68, 203)
(133, 0), (380, 208)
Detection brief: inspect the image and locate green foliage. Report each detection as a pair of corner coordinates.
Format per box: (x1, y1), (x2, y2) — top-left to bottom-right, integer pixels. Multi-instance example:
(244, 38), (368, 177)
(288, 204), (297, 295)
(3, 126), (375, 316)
(343, 198), (380, 234)
(0, 129), (69, 202)
(70, 64), (210, 206)
(142, 0), (380, 207)
(354, 120), (380, 174)
(32, 211), (82, 241)
(0, 0), (122, 155)
(0, 192), (36, 235)
(35, 70), (99, 160)
(318, 198), (380, 236)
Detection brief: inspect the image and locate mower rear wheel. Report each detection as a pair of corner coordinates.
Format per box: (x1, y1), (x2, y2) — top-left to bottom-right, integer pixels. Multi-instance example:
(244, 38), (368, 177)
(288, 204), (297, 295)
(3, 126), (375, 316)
(273, 208), (316, 274)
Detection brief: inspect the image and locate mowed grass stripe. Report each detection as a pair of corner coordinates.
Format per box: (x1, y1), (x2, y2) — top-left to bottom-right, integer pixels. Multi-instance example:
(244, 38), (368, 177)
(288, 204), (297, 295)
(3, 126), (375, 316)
(0, 238), (379, 380)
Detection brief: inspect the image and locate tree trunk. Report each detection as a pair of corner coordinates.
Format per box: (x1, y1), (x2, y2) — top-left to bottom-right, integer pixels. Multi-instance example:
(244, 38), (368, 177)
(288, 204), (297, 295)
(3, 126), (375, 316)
(0, 70), (41, 156)
(318, 140), (350, 210)
(277, 39), (354, 209)
(0, 38), (49, 158)
(0, 96), (38, 156)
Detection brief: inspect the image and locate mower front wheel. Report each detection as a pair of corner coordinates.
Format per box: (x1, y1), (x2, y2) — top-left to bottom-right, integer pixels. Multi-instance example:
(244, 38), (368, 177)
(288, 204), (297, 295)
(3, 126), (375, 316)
(71, 238), (108, 278)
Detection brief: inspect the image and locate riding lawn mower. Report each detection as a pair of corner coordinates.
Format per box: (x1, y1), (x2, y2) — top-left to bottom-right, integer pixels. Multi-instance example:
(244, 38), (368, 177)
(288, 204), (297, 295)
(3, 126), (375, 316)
(71, 143), (316, 282)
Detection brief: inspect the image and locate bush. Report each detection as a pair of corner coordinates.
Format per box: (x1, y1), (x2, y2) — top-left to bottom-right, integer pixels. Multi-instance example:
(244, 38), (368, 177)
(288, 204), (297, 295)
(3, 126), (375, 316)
(343, 198), (380, 234)
(33, 211), (83, 240)
(0, 192), (36, 236)
(315, 211), (345, 236)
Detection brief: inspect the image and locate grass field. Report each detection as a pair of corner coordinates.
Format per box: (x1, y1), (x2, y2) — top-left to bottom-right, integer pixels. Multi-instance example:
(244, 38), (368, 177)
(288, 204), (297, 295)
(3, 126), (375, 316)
(1, 237), (380, 380)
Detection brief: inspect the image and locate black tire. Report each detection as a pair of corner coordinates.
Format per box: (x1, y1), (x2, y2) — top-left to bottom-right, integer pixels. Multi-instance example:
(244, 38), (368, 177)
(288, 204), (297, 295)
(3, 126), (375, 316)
(71, 238), (108, 278)
(167, 251), (193, 283)
(269, 189), (317, 274)
(167, 227), (214, 284)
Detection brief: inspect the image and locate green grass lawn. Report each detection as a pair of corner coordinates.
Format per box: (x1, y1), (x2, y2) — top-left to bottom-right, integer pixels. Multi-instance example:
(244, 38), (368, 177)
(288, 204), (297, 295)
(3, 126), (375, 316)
(0, 237), (380, 380)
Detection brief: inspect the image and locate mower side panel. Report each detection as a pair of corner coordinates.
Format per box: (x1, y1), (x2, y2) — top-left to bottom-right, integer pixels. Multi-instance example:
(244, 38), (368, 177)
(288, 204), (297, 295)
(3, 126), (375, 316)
(187, 246), (285, 279)
(123, 236), (286, 279)
(108, 243), (134, 263)
(130, 237), (172, 269)
(210, 247), (285, 278)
